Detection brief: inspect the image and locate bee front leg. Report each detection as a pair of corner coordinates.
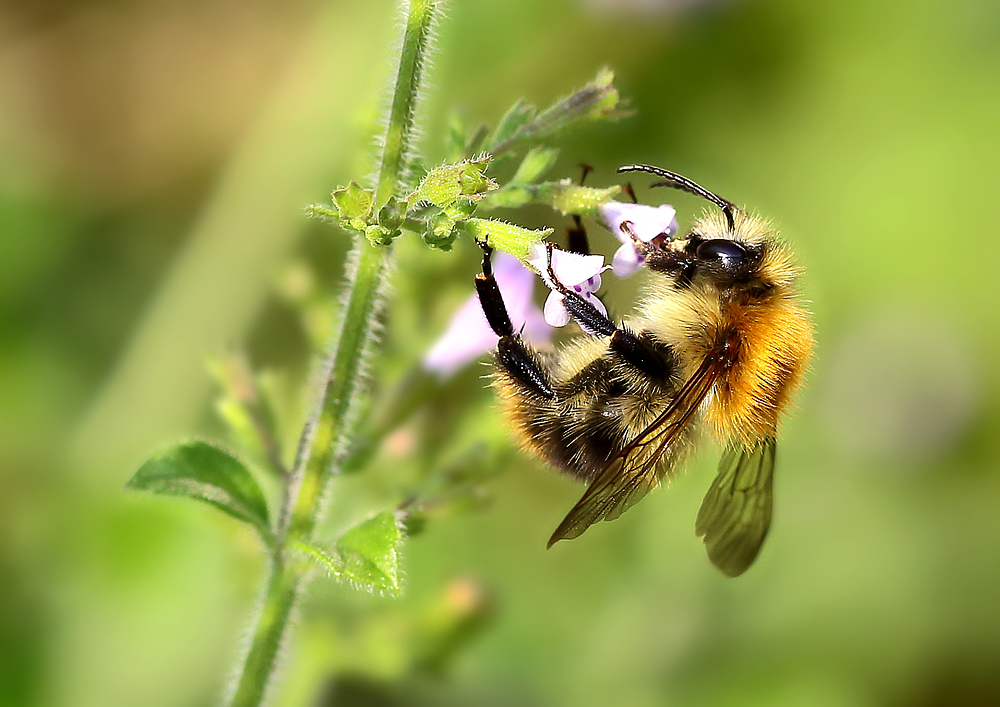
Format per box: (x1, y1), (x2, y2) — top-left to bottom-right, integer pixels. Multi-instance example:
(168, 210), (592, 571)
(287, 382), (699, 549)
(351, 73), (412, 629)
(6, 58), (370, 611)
(476, 245), (554, 400)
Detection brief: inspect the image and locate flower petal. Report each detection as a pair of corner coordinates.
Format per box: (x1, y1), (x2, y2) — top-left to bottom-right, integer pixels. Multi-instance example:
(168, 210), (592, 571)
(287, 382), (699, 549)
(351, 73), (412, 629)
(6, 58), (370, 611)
(423, 254), (551, 377)
(600, 201), (678, 244)
(589, 293), (608, 318)
(422, 296), (498, 377)
(550, 248), (607, 286)
(521, 305), (552, 346)
(493, 252), (535, 320)
(612, 243), (643, 278)
(494, 253), (553, 347)
(543, 291), (571, 328)
(571, 273), (603, 296)
(527, 242), (606, 288)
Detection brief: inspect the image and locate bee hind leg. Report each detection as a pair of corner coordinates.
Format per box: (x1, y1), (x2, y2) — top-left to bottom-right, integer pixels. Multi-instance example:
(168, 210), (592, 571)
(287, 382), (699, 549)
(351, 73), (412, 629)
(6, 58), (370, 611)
(476, 245), (554, 400)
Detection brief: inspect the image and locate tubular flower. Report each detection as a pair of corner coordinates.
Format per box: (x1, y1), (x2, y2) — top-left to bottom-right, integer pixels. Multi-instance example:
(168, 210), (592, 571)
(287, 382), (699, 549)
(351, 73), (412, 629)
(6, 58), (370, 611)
(599, 201), (678, 278)
(526, 243), (608, 330)
(423, 253), (550, 378)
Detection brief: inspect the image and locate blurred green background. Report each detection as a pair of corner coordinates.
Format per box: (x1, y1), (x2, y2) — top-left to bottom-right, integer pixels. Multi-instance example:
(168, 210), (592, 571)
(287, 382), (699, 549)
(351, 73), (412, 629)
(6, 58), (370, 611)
(2, 0), (999, 705)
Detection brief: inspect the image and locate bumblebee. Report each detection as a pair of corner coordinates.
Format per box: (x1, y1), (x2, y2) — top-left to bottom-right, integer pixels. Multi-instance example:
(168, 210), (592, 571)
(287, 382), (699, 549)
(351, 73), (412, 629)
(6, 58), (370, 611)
(475, 164), (813, 577)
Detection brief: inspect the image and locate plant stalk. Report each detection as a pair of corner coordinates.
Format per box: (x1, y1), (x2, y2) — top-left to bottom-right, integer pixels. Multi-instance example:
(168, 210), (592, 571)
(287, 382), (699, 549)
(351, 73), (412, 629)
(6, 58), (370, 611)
(227, 2), (438, 704)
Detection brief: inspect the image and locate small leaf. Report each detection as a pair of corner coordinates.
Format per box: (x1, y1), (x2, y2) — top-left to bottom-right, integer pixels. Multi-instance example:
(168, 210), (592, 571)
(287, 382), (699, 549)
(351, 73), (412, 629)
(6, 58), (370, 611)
(462, 218), (552, 260)
(510, 147), (559, 185)
(337, 511), (404, 591)
(296, 510), (404, 595)
(127, 441), (272, 542)
(487, 68), (627, 156)
(292, 541), (345, 578)
(406, 156), (498, 208)
(486, 99), (536, 154)
(208, 352), (286, 474)
(214, 398), (261, 456)
(530, 67), (624, 138)
(442, 199), (477, 220)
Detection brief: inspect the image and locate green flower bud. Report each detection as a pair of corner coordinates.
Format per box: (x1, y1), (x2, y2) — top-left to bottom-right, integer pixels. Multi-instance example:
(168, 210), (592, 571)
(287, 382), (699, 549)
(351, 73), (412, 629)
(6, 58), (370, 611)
(377, 195), (405, 231)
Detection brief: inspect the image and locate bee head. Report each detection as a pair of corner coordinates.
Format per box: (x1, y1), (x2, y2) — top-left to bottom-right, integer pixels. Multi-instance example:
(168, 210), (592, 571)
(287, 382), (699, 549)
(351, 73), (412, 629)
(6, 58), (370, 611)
(677, 211), (770, 291)
(617, 164), (786, 296)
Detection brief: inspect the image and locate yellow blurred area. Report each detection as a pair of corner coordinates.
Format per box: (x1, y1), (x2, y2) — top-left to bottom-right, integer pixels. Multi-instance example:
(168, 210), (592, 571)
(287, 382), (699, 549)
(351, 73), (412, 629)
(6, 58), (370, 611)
(1, 0), (999, 705)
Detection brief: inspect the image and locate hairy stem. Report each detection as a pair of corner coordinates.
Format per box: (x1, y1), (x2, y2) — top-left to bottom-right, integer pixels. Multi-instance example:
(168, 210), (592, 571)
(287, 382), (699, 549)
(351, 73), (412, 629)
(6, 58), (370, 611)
(228, 2), (438, 704)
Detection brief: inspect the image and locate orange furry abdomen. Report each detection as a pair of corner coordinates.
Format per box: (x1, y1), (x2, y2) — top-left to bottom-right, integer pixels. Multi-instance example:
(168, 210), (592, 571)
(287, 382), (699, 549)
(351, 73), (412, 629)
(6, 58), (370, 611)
(705, 295), (813, 446)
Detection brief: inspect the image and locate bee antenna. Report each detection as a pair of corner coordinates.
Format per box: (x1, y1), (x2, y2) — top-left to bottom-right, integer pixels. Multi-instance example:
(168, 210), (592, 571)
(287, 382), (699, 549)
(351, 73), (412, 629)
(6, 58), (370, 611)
(618, 164), (736, 232)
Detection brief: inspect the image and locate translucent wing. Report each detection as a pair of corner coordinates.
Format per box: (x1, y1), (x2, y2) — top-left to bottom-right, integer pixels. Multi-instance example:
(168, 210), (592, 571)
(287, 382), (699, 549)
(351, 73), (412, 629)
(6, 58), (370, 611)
(696, 437), (776, 577)
(547, 351), (728, 547)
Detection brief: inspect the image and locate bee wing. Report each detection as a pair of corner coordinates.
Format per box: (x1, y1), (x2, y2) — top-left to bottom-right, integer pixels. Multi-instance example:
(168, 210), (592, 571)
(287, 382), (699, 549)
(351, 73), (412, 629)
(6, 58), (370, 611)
(546, 351), (726, 547)
(695, 437), (776, 577)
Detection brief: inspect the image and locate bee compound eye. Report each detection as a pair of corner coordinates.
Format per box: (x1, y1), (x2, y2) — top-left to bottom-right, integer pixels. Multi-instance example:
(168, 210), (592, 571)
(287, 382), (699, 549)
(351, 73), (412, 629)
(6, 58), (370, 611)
(695, 239), (747, 269)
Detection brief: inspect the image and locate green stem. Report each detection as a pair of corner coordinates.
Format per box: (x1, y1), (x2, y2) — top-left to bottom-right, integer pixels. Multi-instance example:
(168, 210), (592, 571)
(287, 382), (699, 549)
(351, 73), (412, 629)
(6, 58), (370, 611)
(285, 241), (388, 539)
(227, 2), (439, 705)
(229, 559), (297, 707)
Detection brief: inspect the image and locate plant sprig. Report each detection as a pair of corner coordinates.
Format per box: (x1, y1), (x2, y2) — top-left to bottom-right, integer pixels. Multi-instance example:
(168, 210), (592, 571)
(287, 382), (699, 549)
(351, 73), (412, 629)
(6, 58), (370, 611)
(124, 5), (629, 704)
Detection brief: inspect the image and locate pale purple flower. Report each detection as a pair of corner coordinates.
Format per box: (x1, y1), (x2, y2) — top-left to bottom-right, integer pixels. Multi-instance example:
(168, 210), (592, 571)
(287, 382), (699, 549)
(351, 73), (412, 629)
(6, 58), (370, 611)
(423, 253), (550, 378)
(599, 201), (678, 278)
(526, 243), (609, 331)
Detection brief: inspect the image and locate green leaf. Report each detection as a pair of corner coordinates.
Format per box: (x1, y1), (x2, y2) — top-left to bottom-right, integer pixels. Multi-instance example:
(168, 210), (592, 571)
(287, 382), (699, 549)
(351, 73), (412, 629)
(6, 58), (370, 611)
(422, 212), (459, 251)
(530, 67), (624, 138)
(126, 440), (272, 542)
(486, 99), (536, 155)
(295, 510), (404, 595)
(486, 68), (627, 156)
(207, 351), (285, 477)
(406, 156), (498, 208)
(510, 146), (559, 185)
(462, 218), (552, 261)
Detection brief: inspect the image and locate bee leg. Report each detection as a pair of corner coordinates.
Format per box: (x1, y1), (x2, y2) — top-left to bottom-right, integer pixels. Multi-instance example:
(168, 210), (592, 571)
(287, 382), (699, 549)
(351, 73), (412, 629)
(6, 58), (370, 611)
(560, 291), (616, 337)
(609, 327), (675, 380)
(476, 246), (554, 400)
